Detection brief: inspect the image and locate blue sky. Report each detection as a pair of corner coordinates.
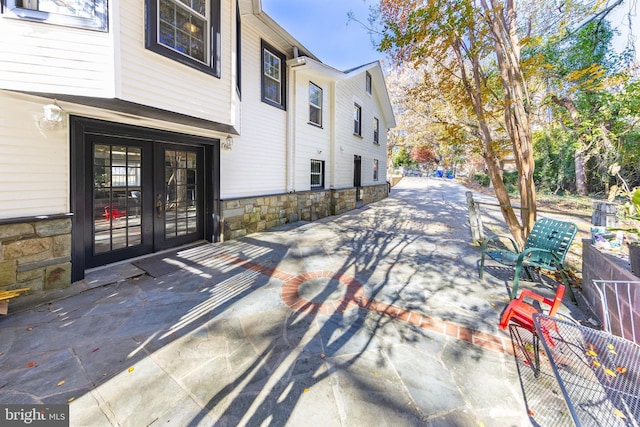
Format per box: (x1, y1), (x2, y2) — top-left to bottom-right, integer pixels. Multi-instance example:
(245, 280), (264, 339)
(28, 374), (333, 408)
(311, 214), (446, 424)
(261, 0), (383, 70)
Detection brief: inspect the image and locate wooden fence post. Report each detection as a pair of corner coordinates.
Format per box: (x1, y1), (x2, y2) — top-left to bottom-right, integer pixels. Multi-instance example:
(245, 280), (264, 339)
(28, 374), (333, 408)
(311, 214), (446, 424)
(466, 191), (485, 245)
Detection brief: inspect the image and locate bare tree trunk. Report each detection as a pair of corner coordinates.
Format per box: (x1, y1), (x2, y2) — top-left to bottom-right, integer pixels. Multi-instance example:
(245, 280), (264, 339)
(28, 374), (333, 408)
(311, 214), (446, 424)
(575, 150), (588, 195)
(550, 95), (588, 195)
(481, 0), (537, 242)
(453, 32), (527, 248)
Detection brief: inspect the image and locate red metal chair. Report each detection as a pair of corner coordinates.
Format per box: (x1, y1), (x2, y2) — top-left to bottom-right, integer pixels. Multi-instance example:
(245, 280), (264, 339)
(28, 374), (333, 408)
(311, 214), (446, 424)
(499, 285), (565, 331)
(103, 206), (124, 220)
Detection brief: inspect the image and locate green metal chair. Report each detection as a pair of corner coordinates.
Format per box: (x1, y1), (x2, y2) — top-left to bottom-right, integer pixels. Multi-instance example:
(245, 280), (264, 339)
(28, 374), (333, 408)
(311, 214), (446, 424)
(479, 217), (578, 302)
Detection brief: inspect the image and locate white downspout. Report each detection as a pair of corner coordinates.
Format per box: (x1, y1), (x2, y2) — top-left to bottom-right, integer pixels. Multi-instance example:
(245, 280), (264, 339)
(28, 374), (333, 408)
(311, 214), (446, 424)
(287, 56), (306, 193)
(329, 81), (337, 189)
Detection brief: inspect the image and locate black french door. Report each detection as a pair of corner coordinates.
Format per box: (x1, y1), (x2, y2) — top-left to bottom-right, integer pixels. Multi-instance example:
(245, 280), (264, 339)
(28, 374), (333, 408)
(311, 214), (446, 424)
(84, 136), (205, 269)
(354, 155), (362, 201)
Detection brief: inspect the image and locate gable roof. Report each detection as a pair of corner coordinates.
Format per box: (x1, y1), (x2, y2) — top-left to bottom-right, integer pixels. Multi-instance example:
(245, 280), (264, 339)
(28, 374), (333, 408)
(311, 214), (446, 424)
(240, 0), (395, 129)
(287, 57), (396, 129)
(239, 0), (319, 61)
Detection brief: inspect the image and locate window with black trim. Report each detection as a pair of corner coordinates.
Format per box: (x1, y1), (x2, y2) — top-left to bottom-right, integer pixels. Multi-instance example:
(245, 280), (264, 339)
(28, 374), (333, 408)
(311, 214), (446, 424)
(145, 0), (221, 77)
(4, 0), (108, 31)
(366, 72), (372, 94)
(235, 0), (242, 95)
(354, 104), (362, 136)
(373, 159), (379, 181)
(373, 117), (379, 144)
(262, 41), (286, 109)
(309, 83), (322, 126)
(311, 160), (324, 189)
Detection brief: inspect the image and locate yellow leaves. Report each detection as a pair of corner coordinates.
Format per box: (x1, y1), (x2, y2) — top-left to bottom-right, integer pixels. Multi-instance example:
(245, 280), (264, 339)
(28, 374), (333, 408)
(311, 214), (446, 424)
(128, 367), (135, 373)
(67, 397), (75, 403)
(613, 408), (627, 419)
(57, 380), (65, 387)
(303, 388), (309, 393)
(585, 343), (627, 378)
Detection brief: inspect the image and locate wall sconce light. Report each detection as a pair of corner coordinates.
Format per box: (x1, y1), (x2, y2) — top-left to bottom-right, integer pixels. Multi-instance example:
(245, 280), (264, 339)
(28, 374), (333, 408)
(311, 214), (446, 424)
(43, 100), (64, 123)
(221, 135), (234, 151)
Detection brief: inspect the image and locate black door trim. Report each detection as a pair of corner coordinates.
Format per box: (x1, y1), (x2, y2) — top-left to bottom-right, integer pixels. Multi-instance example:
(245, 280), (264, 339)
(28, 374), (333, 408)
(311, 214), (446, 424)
(70, 116), (221, 282)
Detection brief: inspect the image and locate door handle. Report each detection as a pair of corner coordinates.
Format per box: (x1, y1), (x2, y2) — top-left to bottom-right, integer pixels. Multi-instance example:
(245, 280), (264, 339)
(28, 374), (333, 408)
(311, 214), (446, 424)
(156, 193), (163, 218)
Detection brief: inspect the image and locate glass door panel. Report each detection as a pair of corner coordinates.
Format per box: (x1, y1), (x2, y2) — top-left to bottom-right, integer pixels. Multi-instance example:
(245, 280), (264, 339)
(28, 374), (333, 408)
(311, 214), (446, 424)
(93, 145), (143, 254)
(163, 149), (199, 239)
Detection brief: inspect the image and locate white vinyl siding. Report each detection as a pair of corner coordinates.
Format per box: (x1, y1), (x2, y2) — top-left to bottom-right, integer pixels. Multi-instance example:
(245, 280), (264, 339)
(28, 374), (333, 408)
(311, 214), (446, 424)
(0, 20), (114, 96)
(219, 23), (288, 198)
(333, 68), (389, 189)
(118, 0), (234, 124)
(0, 97), (68, 218)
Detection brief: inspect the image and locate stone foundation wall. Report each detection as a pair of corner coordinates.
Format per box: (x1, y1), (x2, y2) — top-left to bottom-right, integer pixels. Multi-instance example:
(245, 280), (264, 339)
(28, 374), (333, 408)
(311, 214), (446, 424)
(0, 217), (72, 293)
(582, 239), (640, 343)
(222, 185), (386, 241)
(331, 188), (356, 215)
(222, 194), (299, 240)
(361, 183), (389, 205)
(297, 191), (331, 222)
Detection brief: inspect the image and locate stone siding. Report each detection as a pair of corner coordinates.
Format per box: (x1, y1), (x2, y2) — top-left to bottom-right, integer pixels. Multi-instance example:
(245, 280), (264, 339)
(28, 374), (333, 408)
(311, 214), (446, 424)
(582, 239), (640, 343)
(361, 183), (390, 205)
(297, 191), (331, 222)
(331, 188), (357, 215)
(0, 218), (72, 293)
(222, 185), (387, 241)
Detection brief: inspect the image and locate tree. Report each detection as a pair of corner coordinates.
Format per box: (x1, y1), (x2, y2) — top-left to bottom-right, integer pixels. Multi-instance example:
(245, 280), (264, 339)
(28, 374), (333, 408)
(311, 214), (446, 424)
(536, 19), (629, 195)
(392, 147), (415, 168)
(411, 144), (437, 165)
(374, 0), (630, 246)
(377, 0), (537, 247)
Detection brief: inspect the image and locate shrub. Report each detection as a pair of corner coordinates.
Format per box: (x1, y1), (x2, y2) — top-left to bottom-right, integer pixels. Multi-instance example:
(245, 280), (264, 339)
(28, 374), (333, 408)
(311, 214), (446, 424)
(473, 173), (490, 186)
(503, 171), (519, 194)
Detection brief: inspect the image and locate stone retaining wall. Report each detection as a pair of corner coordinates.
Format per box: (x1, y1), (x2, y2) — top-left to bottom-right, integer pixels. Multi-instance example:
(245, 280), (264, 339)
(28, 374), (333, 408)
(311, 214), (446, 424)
(582, 239), (640, 342)
(222, 184), (388, 241)
(361, 183), (389, 205)
(0, 218), (72, 293)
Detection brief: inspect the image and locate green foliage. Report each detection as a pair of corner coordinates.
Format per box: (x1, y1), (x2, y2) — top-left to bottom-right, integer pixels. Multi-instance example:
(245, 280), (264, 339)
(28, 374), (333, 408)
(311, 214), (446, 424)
(502, 171), (519, 194)
(473, 173), (490, 187)
(532, 129), (578, 194)
(392, 147), (415, 168)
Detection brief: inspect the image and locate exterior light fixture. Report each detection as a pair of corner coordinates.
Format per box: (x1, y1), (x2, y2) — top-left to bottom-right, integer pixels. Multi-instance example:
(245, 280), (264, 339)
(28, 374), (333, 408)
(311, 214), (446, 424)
(221, 135), (234, 151)
(43, 100), (64, 123)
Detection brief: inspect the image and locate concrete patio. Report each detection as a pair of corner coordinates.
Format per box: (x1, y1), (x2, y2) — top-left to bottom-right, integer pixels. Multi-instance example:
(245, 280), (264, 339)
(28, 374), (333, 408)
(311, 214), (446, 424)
(0, 177), (593, 426)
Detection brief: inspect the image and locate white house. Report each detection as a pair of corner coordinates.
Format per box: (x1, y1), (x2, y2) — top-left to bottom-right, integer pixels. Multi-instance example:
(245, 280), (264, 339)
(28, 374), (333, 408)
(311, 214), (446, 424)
(0, 0), (395, 292)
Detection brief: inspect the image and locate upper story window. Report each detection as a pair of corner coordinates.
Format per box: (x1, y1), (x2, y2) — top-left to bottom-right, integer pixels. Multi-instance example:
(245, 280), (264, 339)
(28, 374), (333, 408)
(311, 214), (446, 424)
(373, 159), (379, 181)
(373, 117), (380, 144)
(309, 83), (322, 126)
(262, 41), (286, 109)
(366, 72), (372, 94)
(354, 104), (362, 136)
(4, 0), (108, 31)
(145, 0), (221, 77)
